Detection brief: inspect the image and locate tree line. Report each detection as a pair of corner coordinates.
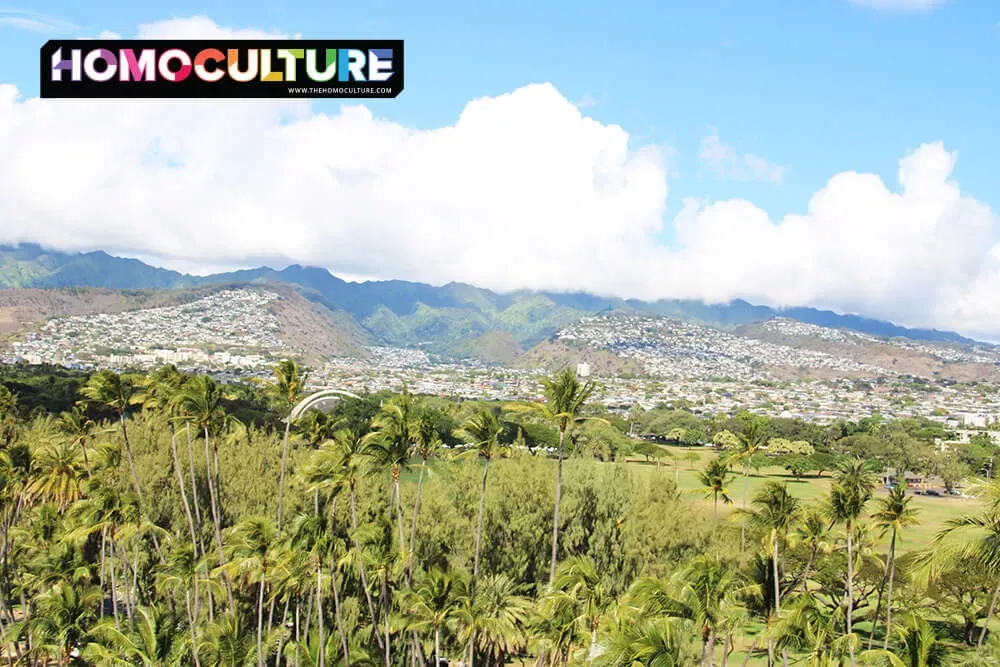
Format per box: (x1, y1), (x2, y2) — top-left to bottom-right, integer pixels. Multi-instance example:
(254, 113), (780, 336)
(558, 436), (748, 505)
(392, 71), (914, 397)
(2, 362), (1000, 665)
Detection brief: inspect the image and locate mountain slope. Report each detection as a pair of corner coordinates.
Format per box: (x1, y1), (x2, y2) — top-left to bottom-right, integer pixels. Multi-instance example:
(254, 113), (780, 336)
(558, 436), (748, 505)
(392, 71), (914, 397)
(0, 243), (978, 350)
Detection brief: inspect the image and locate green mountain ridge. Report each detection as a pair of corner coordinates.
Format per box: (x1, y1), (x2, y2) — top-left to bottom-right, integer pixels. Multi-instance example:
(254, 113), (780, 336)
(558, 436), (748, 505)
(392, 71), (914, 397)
(0, 243), (981, 357)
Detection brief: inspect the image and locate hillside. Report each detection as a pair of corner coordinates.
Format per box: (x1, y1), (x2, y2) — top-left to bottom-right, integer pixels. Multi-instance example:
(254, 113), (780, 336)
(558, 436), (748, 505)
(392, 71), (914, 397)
(527, 313), (1000, 383)
(0, 244), (977, 353)
(0, 284), (369, 366)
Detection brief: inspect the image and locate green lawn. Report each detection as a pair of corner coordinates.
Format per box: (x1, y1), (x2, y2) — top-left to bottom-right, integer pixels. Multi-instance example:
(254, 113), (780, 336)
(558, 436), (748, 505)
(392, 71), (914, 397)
(627, 445), (981, 554)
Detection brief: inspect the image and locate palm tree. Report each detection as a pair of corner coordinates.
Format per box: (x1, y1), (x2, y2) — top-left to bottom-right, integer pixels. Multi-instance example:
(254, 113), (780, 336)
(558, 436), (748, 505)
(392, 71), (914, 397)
(268, 359), (309, 537)
(330, 426), (385, 656)
(828, 458), (878, 665)
(787, 508), (832, 595)
(596, 615), (686, 667)
(55, 405), (94, 480)
(515, 368), (602, 585)
(138, 365), (201, 598)
(458, 573), (531, 667)
(697, 457), (733, 521)
(173, 374), (235, 611)
(364, 388), (420, 560)
(729, 412), (769, 555)
(552, 556), (612, 663)
(81, 370), (144, 504)
(409, 411), (443, 585)
(404, 568), (469, 667)
(741, 481), (802, 616)
(457, 407), (509, 587)
(218, 516), (277, 667)
(869, 483), (920, 650)
(25, 439), (87, 511)
(933, 499), (1000, 648)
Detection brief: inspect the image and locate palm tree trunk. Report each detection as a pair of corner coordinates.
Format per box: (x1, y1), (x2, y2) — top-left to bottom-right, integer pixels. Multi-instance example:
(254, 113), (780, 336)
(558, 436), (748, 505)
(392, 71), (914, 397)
(204, 425), (233, 612)
(349, 485), (385, 655)
(707, 630), (716, 667)
(394, 474), (406, 560)
(258, 568), (267, 667)
(79, 436), (93, 479)
(327, 496), (350, 667)
(722, 635), (731, 667)
(435, 628), (441, 667)
(740, 459), (750, 555)
(119, 411), (144, 501)
(382, 579), (391, 667)
(331, 559), (350, 667)
(473, 458), (490, 584)
(170, 423), (201, 617)
(549, 427), (567, 586)
(772, 532), (781, 614)
(109, 534), (121, 631)
(882, 532), (898, 651)
(99, 526), (107, 619)
(978, 576), (1000, 648)
(408, 461), (427, 586)
(186, 589), (202, 667)
(185, 423), (205, 548)
(275, 596), (289, 667)
(277, 415), (292, 536)
(740, 637), (760, 667)
(847, 522), (856, 667)
(295, 601), (301, 667)
(317, 558), (325, 667)
(799, 545), (817, 594)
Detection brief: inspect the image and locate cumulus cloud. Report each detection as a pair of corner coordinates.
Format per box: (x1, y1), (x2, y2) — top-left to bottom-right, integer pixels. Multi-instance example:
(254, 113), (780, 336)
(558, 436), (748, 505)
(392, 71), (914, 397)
(846, 0), (949, 11)
(2, 17), (1000, 339)
(699, 129), (785, 185)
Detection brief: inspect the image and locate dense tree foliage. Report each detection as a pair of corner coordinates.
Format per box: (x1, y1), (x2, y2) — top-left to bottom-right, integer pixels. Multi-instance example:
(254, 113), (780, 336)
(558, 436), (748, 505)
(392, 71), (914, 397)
(1, 363), (999, 665)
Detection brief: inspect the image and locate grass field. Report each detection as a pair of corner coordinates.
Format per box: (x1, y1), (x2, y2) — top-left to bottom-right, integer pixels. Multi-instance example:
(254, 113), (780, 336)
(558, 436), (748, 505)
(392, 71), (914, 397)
(627, 444), (981, 554)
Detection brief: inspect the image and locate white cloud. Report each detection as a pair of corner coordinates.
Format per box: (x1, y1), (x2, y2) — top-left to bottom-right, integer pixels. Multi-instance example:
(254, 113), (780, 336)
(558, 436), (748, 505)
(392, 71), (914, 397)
(0, 9), (77, 34)
(847, 0), (949, 11)
(699, 128), (785, 185)
(3, 17), (1000, 339)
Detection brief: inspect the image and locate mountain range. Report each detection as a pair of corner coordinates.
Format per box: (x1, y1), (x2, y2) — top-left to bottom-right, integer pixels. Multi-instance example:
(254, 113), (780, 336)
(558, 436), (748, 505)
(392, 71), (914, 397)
(0, 243), (978, 356)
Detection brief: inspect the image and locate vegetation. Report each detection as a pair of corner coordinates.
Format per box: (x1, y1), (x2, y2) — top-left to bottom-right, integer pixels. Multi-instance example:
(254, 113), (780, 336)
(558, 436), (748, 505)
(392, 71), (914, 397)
(2, 363), (1000, 665)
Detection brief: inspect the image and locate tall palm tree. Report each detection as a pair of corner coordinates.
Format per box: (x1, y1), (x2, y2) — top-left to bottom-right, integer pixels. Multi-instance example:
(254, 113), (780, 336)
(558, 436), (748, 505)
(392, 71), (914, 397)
(218, 516), (277, 667)
(828, 458), (877, 665)
(409, 411), (443, 584)
(457, 407), (509, 588)
(81, 370), (144, 504)
(729, 412), (769, 555)
(697, 457), (733, 521)
(869, 483), (920, 650)
(364, 388), (421, 560)
(330, 426), (385, 656)
(268, 359), (309, 537)
(138, 366), (201, 590)
(172, 374), (235, 611)
(741, 481), (802, 616)
(515, 368), (602, 586)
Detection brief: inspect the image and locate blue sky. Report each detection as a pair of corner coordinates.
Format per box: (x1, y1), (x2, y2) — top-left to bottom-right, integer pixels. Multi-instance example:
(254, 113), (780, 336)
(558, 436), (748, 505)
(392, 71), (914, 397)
(2, 0), (1000, 336)
(2, 0), (998, 233)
